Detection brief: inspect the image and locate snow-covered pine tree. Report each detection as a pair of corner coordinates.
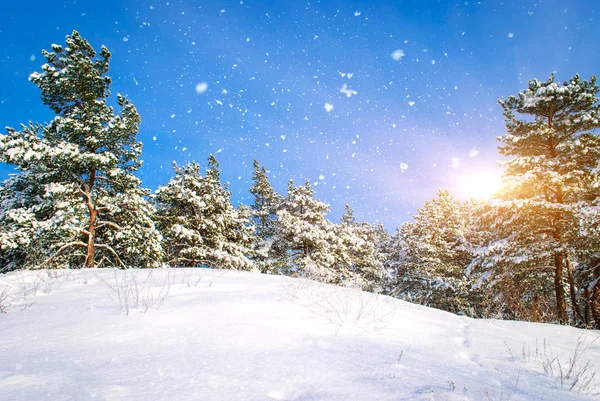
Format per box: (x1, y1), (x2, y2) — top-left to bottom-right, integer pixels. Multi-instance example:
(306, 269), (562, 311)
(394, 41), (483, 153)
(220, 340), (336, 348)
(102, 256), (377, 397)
(572, 134), (600, 327)
(393, 189), (476, 315)
(155, 156), (255, 270)
(576, 195), (600, 326)
(379, 227), (405, 295)
(275, 179), (337, 282)
(373, 222), (392, 261)
(468, 200), (554, 321)
(381, 227), (402, 277)
(340, 203), (356, 226)
(249, 160), (283, 272)
(0, 169), (71, 271)
(474, 74), (600, 324)
(334, 204), (388, 291)
(0, 31), (162, 269)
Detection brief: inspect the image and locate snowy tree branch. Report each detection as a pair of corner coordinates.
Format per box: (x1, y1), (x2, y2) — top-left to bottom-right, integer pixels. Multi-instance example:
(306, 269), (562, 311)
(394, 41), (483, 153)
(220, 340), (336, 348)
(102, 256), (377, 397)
(94, 244), (126, 268)
(40, 241), (87, 268)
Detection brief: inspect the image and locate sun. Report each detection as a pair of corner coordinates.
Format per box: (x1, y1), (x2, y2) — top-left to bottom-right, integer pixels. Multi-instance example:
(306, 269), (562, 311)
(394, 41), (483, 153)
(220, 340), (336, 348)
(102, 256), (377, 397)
(460, 172), (502, 200)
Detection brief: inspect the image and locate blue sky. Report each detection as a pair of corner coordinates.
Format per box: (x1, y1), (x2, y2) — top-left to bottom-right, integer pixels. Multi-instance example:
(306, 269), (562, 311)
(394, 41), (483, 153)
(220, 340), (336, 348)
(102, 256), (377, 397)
(1, 0), (598, 230)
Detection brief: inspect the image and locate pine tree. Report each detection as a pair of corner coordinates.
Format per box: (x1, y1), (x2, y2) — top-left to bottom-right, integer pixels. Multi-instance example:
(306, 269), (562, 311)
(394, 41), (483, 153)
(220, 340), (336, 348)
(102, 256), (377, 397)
(576, 199), (600, 326)
(275, 179), (337, 281)
(340, 203), (356, 226)
(380, 227), (403, 295)
(334, 204), (388, 291)
(249, 160), (283, 272)
(382, 227), (402, 278)
(392, 190), (476, 315)
(155, 156), (255, 270)
(0, 31), (162, 269)
(469, 201), (554, 321)
(476, 74), (600, 324)
(0, 171), (71, 271)
(561, 161), (600, 326)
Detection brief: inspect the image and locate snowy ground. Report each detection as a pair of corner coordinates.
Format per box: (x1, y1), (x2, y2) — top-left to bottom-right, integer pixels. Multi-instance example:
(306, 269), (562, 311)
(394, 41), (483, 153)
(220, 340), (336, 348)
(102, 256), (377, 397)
(1, 268), (599, 401)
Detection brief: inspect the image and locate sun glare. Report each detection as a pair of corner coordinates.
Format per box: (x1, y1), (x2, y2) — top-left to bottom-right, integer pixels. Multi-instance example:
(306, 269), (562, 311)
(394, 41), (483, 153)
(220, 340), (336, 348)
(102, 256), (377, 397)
(461, 172), (502, 200)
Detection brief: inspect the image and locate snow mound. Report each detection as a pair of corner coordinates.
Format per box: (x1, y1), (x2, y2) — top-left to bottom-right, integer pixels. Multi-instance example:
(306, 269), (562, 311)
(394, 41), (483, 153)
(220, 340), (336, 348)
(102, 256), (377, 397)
(0, 268), (599, 400)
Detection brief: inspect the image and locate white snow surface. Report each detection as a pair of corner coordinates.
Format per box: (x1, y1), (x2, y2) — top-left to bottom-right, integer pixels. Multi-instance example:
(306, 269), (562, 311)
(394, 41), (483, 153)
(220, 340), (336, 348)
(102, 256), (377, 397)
(1, 268), (599, 401)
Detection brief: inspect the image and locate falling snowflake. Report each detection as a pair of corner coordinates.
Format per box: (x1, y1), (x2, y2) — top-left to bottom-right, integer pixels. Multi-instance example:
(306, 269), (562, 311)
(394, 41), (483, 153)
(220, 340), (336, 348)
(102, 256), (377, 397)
(324, 103), (334, 112)
(195, 82), (208, 94)
(400, 162), (408, 173)
(339, 84), (357, 98)
(391, 49), (405, 61)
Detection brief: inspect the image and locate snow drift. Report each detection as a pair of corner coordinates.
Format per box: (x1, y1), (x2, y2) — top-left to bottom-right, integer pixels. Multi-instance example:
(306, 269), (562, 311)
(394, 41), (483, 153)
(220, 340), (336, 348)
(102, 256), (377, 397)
(0, 268), (599, 400)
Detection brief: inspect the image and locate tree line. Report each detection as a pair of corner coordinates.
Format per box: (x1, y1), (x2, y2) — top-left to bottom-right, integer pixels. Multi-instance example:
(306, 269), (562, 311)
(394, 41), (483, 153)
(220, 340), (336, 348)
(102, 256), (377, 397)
(1, 31), (599, 328)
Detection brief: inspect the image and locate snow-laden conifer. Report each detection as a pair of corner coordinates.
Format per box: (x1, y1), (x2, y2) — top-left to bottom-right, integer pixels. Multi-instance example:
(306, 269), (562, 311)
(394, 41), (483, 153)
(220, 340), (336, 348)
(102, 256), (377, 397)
(473, 75), (600, 324)
(275, 179), (337, 281)
(249, 160), (283, 272)
(0, 31), (162, 270)
(156, 156), (255, 270)
(333, 204), (388, 291)
(393, 190), (477, 315)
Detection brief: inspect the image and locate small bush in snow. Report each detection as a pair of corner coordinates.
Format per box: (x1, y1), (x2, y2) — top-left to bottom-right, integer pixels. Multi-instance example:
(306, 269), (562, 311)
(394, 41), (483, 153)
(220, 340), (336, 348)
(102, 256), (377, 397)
(0, 284), (11, 313)
(538, 334), (599, 396)
(100, 269), (173, 315)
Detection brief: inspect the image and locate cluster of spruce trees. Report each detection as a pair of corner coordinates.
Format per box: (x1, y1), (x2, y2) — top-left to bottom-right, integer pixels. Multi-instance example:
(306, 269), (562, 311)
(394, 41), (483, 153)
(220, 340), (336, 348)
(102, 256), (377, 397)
(0, 31), (387, 292)
(1, 32), (600, 328)
(387, 75), (600, 328)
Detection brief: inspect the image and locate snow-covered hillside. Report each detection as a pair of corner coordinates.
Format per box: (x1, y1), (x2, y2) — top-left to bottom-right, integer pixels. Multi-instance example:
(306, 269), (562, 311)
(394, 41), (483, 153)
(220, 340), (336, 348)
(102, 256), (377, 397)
(1, 268), (599, 401)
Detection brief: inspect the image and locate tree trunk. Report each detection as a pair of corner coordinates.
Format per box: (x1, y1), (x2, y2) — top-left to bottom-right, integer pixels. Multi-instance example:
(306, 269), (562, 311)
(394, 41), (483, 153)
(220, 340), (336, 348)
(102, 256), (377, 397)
(565, 256), (583, 324)
(85, 208), (97, 268)
(83, 169), (97, 268)
(592, 298), (600, 330)
(584, 288), (591, 326)
(531, 293), (541, 322)
(588, 284), (600, 329)
(554, 252), (568, 323)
